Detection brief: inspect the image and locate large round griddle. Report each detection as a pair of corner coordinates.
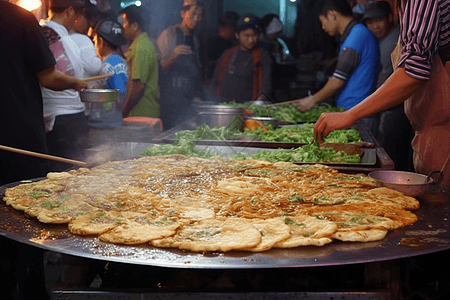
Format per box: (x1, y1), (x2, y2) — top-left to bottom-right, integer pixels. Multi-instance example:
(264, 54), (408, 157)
(2, 181), (449, 269)
(1, 143), (449, 269)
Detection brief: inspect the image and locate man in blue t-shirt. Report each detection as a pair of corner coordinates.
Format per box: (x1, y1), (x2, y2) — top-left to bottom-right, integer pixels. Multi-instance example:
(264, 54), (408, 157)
(88, 18), (129, 129)
(294, 0), (380, 135)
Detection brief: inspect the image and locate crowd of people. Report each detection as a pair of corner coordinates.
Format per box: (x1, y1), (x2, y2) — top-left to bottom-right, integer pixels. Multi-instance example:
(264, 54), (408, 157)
(1, 0), (449, 185)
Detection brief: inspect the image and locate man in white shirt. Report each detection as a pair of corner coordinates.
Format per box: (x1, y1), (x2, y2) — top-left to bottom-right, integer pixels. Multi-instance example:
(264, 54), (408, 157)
(42, 0), (90, 171)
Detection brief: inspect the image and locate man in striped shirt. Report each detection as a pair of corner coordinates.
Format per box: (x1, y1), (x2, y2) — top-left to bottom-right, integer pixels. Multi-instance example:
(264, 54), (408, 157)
(315, 0), (450, 186)
(295, 0), (380, 135)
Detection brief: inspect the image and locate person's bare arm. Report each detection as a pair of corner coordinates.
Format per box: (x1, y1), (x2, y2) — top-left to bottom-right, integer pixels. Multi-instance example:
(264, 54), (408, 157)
(160, 44), (193, 71)
(295, 77), (345, 112)
(122, 79), (146, 117)
(313, 67), (426, 139)
(37, 66), (87, 91)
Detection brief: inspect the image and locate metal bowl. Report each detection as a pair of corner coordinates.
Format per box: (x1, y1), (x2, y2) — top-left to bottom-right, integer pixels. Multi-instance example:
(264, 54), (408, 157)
(368, 170), (433, 197)
(80, 89), (120, 103)
(196, 105), (244, 131)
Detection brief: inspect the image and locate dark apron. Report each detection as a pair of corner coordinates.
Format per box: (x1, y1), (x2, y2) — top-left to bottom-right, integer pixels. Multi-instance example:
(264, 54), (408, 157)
(160, 27), (202, 130)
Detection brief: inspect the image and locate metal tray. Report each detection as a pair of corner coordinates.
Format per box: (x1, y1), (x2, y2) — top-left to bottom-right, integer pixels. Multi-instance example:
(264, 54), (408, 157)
(1, 142), (449, 269)
(152, 119), (376, 150)
(84, 143), (376, 167)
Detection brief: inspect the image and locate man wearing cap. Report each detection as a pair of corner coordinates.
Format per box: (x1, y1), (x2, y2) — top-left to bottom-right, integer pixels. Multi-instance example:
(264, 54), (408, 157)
(157, 0), (204, 130)
(88, 19), (129, 129)
(293, 0), (380, 135)
(42, 0), (91, 171)
(211, 13), (272, 103)
(362, 1), (412, 171)
(362, 1), (398, 88)
(120, 5), (159, 119)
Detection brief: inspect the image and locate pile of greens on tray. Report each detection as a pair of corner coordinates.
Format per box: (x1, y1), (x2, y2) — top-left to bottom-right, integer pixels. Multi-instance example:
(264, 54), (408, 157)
(139, 138), (216, 159)
(221, 101), (345, 123)
(245, 123), (361, 143)
(174, 124), (248, 142)
(173, 123), (362, 144)
(139, 124), (362, 163)
(139, 140), (360, 164)
(230, 143), (360, 164)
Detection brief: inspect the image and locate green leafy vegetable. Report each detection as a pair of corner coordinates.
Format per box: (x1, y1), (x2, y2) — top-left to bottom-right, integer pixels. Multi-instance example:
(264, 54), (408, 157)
(221, 101), (345, 123)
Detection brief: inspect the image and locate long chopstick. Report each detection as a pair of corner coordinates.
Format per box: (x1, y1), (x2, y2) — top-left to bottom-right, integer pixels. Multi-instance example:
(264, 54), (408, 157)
(0, 145), (87, 167)
(82, 74), (113, 82)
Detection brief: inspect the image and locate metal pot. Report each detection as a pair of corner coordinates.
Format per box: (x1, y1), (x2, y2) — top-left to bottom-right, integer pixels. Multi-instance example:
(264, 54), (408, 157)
(80, 89), (120, 103)
(193, 101), (220, 112)
(368, 170), (433, 197)
(196, 105), (244, 131)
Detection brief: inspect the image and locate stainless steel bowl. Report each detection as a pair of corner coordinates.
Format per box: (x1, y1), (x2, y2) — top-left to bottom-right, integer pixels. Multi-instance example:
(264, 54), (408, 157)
(196, 105), (244, 131)
(80, 89), (120, 103)
(368, 170), (433, 197)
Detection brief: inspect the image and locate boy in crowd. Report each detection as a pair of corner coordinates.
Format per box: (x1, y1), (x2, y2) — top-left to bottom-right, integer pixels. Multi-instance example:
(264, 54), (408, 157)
(88, 18), (129, 129)
(294, 0), (380, 135)
(211, 13), (272, 102)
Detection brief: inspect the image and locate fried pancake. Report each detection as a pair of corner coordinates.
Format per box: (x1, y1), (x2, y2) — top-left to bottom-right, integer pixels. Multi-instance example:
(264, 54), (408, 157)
(68, 210), (124, 235)
(305, 209), (397, 231)
(273, 216), (337, 248)
(161, 218), (262, 252)
(99, 212), (180, 245)
(243, 218), (291, 252)
(332, 229), (389, 242)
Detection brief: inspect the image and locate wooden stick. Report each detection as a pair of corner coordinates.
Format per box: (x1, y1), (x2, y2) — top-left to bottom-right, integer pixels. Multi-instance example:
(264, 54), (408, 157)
(0, 145), (87, 167)
(82, 74), (113, 82)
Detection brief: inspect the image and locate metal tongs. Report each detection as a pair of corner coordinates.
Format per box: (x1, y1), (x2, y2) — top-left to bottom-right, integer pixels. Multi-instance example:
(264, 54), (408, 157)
(426, 152), (450, 184)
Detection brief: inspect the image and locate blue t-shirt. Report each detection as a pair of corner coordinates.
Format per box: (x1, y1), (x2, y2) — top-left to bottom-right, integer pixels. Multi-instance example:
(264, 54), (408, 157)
(87, 53), (129, 129)
(335, 23), (380, 109)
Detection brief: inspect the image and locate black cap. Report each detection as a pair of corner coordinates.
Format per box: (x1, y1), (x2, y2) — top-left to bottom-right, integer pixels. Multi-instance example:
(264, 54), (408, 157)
(94, 19), (127, 46)
(361, 1), (392, 24)
(237, 13), (260, 33)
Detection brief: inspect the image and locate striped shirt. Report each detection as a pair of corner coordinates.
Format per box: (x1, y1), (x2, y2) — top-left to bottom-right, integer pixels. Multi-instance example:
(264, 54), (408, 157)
(398, 0), (450, 80)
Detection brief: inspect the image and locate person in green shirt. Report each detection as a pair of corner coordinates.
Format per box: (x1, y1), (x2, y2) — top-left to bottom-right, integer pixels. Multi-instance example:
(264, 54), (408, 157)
(120, 5), (159, 118)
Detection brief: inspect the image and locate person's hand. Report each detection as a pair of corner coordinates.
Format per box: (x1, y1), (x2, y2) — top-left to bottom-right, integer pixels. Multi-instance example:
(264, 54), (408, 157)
(295, 96), (315, 112)
(314, 110), (357, 140)
(173, 44), (193, 57)
(73, 78), (88, 92)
